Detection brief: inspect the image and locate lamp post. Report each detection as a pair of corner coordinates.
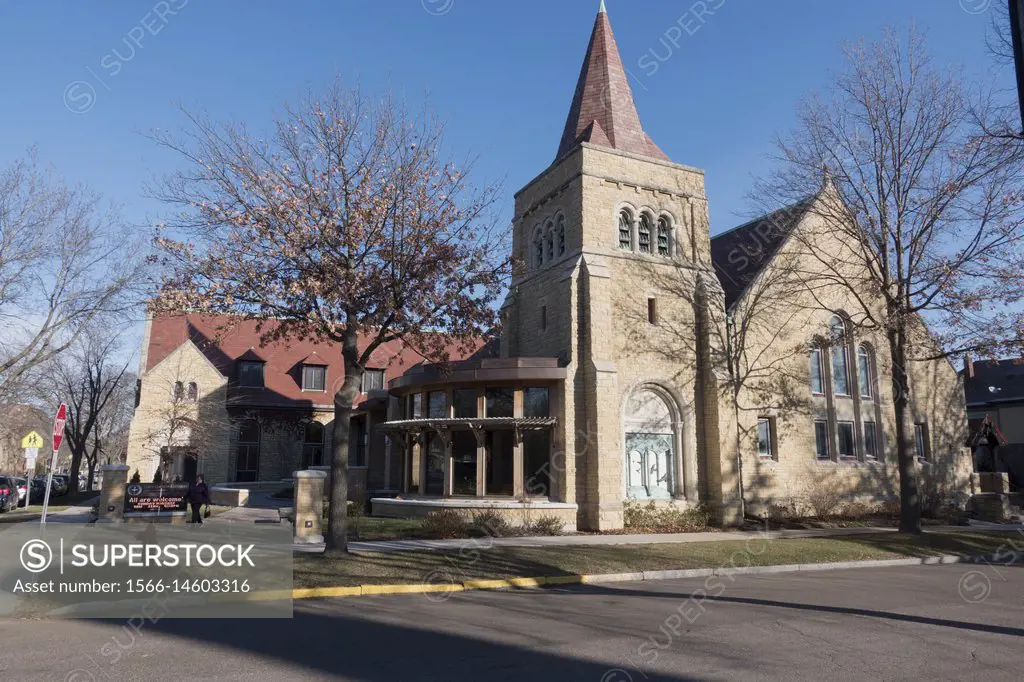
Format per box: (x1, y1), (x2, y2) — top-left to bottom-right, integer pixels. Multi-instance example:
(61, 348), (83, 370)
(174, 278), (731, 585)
(1011, 0), (1024, 131)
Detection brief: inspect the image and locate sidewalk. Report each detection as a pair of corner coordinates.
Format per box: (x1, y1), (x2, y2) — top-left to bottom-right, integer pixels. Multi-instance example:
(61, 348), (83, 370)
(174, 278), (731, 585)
(345, 523), (1023, 554)
(15, 505), (95, 525)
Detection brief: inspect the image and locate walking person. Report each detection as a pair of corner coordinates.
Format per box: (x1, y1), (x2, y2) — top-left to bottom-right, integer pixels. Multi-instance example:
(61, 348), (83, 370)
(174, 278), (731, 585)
(188, 474), (210, 524)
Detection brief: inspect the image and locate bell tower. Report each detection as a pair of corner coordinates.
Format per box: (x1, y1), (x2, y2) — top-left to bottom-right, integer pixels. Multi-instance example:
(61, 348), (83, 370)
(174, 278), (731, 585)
(502, 2), (738, 530)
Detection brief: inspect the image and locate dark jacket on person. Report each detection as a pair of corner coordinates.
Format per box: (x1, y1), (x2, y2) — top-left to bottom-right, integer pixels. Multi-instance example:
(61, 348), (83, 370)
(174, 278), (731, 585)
(187, 481), (210, 505)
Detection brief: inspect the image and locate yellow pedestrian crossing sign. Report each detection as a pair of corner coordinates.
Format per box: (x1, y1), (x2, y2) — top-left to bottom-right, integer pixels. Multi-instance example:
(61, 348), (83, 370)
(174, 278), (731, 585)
(21, 431), (44, 449)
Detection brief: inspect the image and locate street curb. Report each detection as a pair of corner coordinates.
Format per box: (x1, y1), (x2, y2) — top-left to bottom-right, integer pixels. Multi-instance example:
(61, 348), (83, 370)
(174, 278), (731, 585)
(290, 551), (1024, 600)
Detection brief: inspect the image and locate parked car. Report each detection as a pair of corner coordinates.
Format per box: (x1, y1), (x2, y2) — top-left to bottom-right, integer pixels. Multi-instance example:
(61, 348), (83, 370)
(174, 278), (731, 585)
(50, 474), (69, 496)
(11, 477), (43, 505)
(0, 476), (17, 512)
(33, 476), (60, 499)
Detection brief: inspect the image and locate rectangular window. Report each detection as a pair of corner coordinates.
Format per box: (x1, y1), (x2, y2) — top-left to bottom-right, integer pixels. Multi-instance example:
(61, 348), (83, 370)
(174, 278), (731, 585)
(453, 389), (478, 418)
(409, 393), (423, 419)
(648, 298), (658, 325)
(524, 387), (550, 418)
(809, 349), (824, 395)
(915, 423), (929, 462)
(427, 391), (447, 418)
(486, 388), (514, 418)
(837, 422), (855, 458)
(864, 421), (878, 460)
(814, 420), (830, 460)
(301, 365), (326, 392)
(361, 369), (385, 393)
(238, 361), (264, 388)
(541, 305), (547, 331)
(832, 346), (850, 396)
(757, 418), (773, 458)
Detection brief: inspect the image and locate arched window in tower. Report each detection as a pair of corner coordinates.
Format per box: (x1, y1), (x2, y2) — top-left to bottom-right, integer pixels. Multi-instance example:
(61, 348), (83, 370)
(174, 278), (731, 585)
(638, 214), (652, 254)
(829, 316), (850, 396)
(657, 217), (671, 256)
(618, 210), (633, 250)
(546, 221), (555, 262)
(557, 215), (566, 256)
(533, 228), (544, 268)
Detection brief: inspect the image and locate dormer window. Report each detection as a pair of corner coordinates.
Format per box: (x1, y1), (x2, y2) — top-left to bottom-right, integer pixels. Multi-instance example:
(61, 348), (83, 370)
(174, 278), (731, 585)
(238, 361), (265, 388)
(302, 365), (327, 392)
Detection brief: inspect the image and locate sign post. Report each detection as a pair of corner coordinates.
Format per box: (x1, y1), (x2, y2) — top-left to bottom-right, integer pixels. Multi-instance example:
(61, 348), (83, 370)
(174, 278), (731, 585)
(40, 403), (67, 527)
(21, 431), (43, 511)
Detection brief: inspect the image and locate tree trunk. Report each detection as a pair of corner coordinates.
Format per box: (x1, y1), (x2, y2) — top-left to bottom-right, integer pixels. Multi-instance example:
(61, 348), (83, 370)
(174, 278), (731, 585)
(86, 459), (96, 493)
(68, 447), (85, 495)
(887, 328), (921, 534)
(325, 333), (364, 555)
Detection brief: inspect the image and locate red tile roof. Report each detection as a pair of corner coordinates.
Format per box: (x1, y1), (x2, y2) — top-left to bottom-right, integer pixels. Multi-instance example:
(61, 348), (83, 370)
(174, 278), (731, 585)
(556, 5), (670, 162)
(146, 313), (491, 409)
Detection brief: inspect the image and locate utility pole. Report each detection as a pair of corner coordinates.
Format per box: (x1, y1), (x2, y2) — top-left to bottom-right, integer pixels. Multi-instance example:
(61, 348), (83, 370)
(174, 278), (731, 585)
(1011, 0), (1024, 131)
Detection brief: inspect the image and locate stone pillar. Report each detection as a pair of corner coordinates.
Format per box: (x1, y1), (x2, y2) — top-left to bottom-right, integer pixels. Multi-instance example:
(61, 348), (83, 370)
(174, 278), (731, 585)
(293, 470), (327, 546)
(97, 464), (130, 523)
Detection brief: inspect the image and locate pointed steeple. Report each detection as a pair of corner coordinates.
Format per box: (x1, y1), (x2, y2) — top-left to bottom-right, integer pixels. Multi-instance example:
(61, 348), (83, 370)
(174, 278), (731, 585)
(556, 3), (669, 162)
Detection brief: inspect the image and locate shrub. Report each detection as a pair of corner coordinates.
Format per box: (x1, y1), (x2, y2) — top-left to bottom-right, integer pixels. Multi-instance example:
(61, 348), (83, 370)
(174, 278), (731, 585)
(422, 509), (468, 539)
(801, 475), (845, 519)
(842, 501), (872, 519)
(528, 516), (565, 536)
(130, 470), (141, 484)
(468, 510), (510, 537)
(152, 469), (163, 485)
(623, 501), (714, 533)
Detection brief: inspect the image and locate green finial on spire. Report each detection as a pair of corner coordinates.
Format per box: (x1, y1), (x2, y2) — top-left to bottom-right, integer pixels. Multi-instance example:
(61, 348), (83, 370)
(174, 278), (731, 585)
(599, 0), (607, 14)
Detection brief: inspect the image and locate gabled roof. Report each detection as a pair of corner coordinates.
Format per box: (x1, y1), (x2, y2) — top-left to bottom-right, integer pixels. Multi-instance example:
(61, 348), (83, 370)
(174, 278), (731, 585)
(145, 313), (494, 410)
(710, 198), (815, 309)
(962, 358), (1024, 407)
(300, 352), (329, 367)
(556, 3), (669, 162)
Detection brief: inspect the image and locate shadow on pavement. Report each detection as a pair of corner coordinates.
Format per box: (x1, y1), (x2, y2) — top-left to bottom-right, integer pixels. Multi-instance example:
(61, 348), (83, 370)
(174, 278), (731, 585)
(82, 607), (698, 682)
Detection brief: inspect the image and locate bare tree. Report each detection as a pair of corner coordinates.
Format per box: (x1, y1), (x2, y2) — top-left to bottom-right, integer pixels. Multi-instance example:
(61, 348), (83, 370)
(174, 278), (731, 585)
(150, 81), (509, 553)
(759, 29), (1024, 532)
(0, 152), (142, 403)
(46, 326), (134, 493)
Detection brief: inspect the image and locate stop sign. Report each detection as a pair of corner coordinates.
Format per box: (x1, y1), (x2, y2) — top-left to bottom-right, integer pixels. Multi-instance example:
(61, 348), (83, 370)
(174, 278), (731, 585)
(52, 403), (67, 452)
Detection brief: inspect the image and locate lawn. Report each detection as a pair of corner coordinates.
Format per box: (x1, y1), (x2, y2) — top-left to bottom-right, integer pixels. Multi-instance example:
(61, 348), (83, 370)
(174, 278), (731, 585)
(292, 530), (1022, 589)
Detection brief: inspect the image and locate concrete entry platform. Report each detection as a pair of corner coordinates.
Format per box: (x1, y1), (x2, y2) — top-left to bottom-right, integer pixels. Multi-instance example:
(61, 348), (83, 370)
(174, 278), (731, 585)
(371, 497), (579, 533)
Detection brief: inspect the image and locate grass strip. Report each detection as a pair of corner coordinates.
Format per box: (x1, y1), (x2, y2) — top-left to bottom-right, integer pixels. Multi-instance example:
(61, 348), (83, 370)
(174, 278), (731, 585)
(293, 530), (1022, 589)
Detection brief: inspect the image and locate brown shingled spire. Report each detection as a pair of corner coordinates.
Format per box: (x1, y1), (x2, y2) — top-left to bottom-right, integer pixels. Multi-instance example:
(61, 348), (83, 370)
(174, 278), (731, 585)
(556, 2), (670, 162)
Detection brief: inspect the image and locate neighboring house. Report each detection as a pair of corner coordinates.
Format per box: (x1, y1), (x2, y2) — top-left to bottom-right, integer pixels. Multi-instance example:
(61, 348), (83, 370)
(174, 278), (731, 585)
(124, 313), (489, 496)
(127, 5), (972, 530)
(962, 358), (1024, 489)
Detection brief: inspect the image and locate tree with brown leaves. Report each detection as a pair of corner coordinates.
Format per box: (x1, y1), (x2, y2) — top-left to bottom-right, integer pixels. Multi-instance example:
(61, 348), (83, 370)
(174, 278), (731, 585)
(151, 82), (509, 553)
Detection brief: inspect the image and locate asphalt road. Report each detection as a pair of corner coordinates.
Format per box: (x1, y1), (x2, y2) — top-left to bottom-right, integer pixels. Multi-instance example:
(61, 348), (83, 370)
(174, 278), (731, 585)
(1, 564), (1021, 681)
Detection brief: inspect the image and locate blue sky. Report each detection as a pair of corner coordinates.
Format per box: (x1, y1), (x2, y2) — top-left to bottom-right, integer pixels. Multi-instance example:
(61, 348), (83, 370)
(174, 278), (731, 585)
(0, 1), (1013, 291)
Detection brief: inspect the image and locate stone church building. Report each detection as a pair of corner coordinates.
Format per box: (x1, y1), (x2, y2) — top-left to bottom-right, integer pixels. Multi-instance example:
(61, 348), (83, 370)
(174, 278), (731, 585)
(125, 5), (971, 530)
